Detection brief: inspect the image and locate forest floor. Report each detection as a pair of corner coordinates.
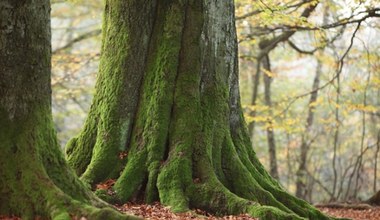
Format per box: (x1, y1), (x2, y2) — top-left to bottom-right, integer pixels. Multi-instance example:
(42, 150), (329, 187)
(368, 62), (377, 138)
(318, 206), (380, 220)
(116, 202), (380, 220)
(1, 203), (380, 219)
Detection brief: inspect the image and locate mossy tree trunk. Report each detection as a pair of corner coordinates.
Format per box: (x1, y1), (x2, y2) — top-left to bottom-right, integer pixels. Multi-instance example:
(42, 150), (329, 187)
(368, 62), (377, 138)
(0, 1), (138, 219)
(66, 1), (335, 219)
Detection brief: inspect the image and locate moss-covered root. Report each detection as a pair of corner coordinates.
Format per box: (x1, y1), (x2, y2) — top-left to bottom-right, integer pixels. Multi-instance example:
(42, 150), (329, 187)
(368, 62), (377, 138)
(51, 202), (141, 220)
(220, 136), (332, 220)
(2, 189), (140, 220)
(155, 160), (305, 220)
(0, 163), (139, 220)
(188, 180), (305, 220)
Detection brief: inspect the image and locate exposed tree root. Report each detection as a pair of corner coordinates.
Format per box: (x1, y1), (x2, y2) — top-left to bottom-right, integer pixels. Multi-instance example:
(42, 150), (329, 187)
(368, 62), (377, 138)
(0, 163), (140, 220)
(72, 125), (336, 219)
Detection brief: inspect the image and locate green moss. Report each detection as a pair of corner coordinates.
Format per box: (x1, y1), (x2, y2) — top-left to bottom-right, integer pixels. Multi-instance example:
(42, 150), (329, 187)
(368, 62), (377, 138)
(145, 161), (162, 203)
(78, 21), (132, 183)
(87, 207), (141, 220)
(248, 206), (305, 220)
(114, 150), (147, 201)
(229, 127), (332, 219)
(188, 177), (301, 220)
(154, 1), (206, 212)
(114, 0), (189, 204)
(94, 190), (119, 204)
(65, 112), (98, 176)
(66, 0), (155, 184)
(52, 212), (71, 220)
(157, 145), (193, 212)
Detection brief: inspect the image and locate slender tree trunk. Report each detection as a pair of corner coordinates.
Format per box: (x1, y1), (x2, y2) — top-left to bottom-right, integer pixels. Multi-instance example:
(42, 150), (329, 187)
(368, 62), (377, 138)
(374, 130), (380, 192)
(262, 55), (279, 180)
(331, 74), (340, 201)
(353, 51), (372, 198)
(67, 1), (332, 219)
(0, 1), (137, 219)
(248, 61), (261, 137)
(295, 58), (322, 200)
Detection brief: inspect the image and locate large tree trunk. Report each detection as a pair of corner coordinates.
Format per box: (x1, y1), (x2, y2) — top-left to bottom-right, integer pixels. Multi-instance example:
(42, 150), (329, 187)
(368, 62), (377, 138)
(66, 1), (333, 219)
(0, 1), (137, 219)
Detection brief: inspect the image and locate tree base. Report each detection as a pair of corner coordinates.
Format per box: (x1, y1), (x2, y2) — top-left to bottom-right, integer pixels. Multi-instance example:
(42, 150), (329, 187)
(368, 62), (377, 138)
(64, 1), (338, 219)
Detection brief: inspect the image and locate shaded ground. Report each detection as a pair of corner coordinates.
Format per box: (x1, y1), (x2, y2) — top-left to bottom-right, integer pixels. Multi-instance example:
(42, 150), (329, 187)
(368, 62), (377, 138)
(2, 203), (380, 219)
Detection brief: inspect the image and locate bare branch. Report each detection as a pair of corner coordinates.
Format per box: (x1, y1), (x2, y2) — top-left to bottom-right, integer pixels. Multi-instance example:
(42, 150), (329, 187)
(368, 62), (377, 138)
(53, 29), (101, 54)
(273, 22), (362, 117)
(236, 0), (315, 20)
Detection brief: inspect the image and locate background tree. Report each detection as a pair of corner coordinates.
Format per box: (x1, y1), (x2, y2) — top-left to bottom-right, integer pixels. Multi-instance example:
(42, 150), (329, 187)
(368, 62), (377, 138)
(236, 0), (380, 202)
(66, 0), (332, 219)
(0, 0), (137, 219)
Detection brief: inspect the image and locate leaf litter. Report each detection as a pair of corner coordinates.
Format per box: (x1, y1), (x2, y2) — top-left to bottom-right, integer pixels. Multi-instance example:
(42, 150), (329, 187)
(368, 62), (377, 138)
(2, 205), (380, 219)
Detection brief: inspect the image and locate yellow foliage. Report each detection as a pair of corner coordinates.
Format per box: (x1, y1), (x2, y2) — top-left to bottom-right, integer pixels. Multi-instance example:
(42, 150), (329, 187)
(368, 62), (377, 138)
(243, 104), (270, 112)
(347, 104), (378, 113)
(349, 80), (366, 92)
(309, 97), (324, 108)
(262, 68), (277, 78)
(319, 117), (336, 125)
(372, 76), (380, 88)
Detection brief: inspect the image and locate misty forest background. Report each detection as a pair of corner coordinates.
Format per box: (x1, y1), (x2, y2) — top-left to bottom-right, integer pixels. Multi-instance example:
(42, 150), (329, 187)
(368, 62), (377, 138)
(51, 0), (379, 204)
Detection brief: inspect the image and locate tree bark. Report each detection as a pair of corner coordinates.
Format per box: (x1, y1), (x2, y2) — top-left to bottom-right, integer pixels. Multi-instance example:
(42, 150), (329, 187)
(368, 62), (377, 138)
(66, 1), (333, 219)
(0, 1), (138, 219)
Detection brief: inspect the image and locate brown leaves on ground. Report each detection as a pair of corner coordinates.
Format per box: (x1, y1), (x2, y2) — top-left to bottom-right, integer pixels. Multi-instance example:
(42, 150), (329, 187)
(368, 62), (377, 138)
(95, 178), (117, 196)
(2, 203), (380, 219)
(119, 151), (128, 160)
(95, 179), (116, 190)
(116, 202), (258, 220)
(320, 206), (380, 220)
(116, 202), (380, 220)
(0, 216), (21, 220)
